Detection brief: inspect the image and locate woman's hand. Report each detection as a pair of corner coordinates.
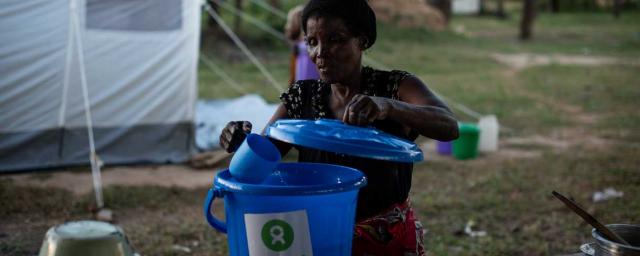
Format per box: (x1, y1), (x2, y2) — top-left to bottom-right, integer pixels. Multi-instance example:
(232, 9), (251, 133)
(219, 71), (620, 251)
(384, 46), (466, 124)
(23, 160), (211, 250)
(219, 121), (252, 153)
(342, 94), (391, 126)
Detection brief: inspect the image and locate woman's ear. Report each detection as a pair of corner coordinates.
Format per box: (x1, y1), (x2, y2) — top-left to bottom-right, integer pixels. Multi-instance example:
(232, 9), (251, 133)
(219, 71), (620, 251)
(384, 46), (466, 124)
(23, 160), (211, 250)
(359, 37), (369, 50)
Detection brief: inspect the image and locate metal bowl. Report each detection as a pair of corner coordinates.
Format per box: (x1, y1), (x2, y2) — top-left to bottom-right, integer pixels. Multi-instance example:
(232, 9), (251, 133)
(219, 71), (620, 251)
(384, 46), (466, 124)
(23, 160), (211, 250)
(38, 220), (136, 256)
(592, 224), (640, 256)
(581, 242), (596, 256)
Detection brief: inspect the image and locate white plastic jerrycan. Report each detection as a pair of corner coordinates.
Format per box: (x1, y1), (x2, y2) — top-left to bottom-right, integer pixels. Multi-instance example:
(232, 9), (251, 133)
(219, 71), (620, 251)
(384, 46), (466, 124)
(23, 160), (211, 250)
(478, 115), (499, 152)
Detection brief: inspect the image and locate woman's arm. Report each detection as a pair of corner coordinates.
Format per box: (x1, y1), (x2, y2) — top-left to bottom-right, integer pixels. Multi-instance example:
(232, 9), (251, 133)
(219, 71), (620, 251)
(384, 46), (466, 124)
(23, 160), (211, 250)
(219, 104), (293, 155)
(342, 76), (459, 141)
(261, 103), (293, 156)
(389, 75), (458, 141)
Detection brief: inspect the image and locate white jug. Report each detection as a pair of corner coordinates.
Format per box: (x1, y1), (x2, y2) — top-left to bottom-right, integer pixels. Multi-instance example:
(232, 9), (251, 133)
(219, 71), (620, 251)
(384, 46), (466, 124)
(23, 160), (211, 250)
(478, 115), (499, 152)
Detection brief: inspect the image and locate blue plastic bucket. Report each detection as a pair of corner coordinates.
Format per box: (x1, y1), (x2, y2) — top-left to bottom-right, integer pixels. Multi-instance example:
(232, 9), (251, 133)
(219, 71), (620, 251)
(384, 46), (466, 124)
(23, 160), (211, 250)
(204, 162), (367, 256)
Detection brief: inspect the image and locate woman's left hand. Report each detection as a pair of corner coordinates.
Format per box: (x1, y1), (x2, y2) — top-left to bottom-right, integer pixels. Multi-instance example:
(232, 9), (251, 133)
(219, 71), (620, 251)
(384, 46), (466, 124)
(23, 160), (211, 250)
(342, 94), (391, 126)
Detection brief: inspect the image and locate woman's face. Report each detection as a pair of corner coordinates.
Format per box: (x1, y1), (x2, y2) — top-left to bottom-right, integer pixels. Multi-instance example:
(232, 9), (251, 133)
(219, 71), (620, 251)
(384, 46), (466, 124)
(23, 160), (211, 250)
(305, 16), (362, 84)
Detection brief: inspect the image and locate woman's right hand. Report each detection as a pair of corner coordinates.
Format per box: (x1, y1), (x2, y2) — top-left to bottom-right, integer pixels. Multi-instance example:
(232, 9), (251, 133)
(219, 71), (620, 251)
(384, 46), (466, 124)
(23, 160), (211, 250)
(219, 121), (252, 153)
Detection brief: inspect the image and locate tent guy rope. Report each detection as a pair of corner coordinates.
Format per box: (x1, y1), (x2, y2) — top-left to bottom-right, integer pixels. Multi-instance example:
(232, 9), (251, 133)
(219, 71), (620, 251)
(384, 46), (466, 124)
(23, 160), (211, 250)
(213, 0), (287, 42)
(200, 53), (250, 94)
(249, 0), (287, 20)
(204, 2), (284, 93)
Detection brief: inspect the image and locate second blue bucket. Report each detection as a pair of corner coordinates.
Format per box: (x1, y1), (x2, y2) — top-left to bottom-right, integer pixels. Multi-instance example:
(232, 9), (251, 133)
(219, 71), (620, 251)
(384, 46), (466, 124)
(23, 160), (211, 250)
(204, 162), (367, 256)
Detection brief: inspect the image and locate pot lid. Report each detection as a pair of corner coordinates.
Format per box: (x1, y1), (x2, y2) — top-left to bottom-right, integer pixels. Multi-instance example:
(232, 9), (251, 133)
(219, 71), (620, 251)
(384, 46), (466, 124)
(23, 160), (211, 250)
(265, 119), (423, 163)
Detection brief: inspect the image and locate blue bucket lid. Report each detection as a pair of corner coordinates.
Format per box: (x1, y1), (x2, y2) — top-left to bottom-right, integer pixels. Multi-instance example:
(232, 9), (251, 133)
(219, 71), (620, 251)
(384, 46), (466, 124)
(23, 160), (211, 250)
(265, 119), (423, 162)
(214, 162), (367, 195)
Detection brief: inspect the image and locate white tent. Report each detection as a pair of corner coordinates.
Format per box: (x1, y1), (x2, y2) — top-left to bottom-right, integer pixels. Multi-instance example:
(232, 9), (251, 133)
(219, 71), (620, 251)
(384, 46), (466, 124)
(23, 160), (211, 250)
(0, 0), (201, 172)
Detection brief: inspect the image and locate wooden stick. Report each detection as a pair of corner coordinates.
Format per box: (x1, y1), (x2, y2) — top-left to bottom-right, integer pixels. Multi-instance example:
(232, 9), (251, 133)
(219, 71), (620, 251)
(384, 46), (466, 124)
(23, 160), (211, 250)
(552, 191), (631, 246)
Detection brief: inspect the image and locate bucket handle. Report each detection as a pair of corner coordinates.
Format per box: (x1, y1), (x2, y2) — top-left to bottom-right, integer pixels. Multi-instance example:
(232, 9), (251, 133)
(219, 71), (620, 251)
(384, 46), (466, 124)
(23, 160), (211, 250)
(203, 187), (227, 233)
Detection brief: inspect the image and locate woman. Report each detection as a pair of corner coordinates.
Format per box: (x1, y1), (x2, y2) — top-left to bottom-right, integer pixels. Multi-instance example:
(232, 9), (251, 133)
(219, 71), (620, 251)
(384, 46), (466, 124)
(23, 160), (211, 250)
(220, 0), (458, 255)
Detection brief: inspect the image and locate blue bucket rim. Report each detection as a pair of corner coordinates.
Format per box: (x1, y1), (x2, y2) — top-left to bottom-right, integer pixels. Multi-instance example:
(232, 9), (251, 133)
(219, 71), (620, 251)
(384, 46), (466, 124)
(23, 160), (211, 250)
(213, 162), (367, 195)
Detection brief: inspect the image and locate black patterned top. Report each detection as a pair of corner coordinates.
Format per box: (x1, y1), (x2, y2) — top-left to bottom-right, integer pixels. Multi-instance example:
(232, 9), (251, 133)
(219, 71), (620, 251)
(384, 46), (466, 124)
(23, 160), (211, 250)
(280, 66), (418, 220)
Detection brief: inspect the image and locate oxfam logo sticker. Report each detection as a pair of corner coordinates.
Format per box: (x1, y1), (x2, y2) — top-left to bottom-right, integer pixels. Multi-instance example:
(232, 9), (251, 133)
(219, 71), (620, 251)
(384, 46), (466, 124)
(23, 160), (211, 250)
(261, 219), (294, 251)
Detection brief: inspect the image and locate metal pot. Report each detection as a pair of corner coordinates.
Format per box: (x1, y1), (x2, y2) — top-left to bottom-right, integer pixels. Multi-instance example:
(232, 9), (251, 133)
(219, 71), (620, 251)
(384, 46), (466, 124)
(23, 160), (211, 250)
(592, 224), (640, 256)
(38, 220), (136, 256)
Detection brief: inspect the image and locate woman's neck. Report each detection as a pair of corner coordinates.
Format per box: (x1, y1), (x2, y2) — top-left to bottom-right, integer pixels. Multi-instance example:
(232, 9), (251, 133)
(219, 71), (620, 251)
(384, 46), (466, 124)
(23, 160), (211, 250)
(330, 66), (362, 100)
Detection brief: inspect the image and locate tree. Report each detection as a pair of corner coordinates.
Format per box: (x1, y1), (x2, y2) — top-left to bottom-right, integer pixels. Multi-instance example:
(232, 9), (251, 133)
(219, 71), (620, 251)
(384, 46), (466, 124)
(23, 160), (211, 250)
(478, 0), (508, 19)
(613, 0), (622, 18)
(269, 0), (280, 9)
(234, 0), (243, 31)
(520, 0), (536, 40)
(206, 0), (220, 28)
(434, 0), (452, 24)
(497, 0), (506, 19)
(479, 0), (486, 14)
(550, 0), (560, 13)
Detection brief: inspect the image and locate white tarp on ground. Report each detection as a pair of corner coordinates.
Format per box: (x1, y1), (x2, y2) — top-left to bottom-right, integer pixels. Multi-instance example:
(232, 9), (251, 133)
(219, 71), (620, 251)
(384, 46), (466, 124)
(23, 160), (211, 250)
(195, 95), (278, 151)
(0, 0), (200, 172)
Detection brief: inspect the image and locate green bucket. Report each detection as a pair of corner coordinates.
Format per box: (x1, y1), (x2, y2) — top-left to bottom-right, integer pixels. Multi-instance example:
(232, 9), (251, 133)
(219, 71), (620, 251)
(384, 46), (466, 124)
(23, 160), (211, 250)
(453, 122), (480, 160)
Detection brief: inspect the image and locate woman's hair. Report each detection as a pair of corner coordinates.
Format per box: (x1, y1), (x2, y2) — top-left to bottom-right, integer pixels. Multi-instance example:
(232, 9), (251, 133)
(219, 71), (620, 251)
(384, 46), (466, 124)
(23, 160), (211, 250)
(301, 0), (377, 49)
(284, 5), (304, 42)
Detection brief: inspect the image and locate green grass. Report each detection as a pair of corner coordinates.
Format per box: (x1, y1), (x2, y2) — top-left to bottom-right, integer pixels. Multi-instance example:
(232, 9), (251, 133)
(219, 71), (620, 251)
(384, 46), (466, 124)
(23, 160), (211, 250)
(416, 145), (640, 255)
(520, 64), (640, 140)
(2, 4), (640, 256)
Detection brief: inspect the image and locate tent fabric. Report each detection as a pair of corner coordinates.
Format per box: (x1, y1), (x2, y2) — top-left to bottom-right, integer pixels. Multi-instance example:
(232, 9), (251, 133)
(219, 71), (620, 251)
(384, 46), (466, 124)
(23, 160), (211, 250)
(0, 0), (200, 172)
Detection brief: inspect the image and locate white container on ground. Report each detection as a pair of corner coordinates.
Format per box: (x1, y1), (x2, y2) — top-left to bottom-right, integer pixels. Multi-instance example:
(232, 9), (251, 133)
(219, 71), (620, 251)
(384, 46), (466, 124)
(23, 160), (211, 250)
(478, 115), (499, 152)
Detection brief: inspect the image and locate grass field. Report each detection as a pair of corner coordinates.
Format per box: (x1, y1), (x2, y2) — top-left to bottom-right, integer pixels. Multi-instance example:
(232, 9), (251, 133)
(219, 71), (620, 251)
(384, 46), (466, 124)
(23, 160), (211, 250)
(2, 3), (639, 256)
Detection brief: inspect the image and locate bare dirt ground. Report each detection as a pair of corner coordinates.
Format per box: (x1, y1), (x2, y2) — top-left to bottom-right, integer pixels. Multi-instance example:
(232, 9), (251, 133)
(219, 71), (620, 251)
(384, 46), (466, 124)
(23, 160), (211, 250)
(491, 53), (640, 71)
(369, 0), (446, 31)
(9, 164), (219, 195)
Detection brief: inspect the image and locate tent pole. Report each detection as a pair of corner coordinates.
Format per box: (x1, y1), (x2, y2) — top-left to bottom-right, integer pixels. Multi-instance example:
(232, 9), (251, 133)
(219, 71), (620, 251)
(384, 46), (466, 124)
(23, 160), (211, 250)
(70, 0), (104, 209)
(58, 0), (76, 158)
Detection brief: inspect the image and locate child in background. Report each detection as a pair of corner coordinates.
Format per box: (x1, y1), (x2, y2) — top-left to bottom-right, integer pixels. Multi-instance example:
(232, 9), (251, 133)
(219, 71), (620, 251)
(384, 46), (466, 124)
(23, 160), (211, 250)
(284, 5), (319, 85)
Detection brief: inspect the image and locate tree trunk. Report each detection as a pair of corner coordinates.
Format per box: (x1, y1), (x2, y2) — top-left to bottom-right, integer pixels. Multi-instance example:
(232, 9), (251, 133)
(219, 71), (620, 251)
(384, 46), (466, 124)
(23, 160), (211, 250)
(269, 0), (280, 9)
(520, 0), (536, 40)
(497, 0), (506, 19)
(613, 0), (622, 18)
(550, 0), (560, 13)
(206, 0), (219, 28)
(234, 0), (243, 31)
(436, 0), (452, 24)
(479, 0), (486, 15)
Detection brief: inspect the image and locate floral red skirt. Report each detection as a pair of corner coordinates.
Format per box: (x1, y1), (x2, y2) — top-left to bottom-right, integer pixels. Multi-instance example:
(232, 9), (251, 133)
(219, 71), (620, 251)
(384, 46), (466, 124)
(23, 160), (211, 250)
(352, 199), (426, 256)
